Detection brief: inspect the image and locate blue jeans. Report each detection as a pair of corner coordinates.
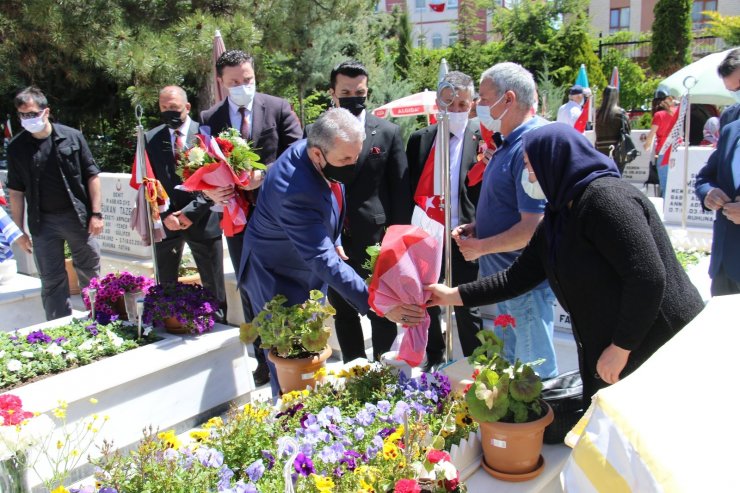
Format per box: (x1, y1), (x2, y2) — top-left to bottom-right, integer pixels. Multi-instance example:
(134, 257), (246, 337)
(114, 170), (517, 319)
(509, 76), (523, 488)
(657, 154), (668, 198)
(482, 287), (558, 379)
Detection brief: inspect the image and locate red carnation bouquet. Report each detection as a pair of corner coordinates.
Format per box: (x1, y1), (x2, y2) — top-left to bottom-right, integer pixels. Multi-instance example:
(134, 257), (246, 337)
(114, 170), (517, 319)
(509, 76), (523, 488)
(176, 128), (266, 236)
(367, 225), (442, 367)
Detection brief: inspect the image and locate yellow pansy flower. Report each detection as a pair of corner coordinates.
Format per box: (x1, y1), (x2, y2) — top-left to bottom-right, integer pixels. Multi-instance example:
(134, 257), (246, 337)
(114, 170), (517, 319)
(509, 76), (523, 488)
(312, 474), (335, 492)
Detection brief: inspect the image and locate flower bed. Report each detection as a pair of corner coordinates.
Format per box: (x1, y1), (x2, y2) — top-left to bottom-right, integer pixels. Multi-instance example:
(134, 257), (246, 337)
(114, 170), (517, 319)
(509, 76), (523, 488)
(88, 365), (478, 492)
(0, 319), (158, 393)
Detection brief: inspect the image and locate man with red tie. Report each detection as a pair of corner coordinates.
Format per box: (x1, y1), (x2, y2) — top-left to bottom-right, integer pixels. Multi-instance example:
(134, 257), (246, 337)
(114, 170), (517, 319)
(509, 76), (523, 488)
(200, 50), (302, 385)
(145, 86), (226, 321)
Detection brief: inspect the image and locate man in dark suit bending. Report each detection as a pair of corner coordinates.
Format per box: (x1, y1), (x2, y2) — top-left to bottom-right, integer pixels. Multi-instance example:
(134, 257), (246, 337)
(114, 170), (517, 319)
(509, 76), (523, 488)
(200, 50), (302, 385)
(145, 86), (226, 319)
(322, 60), (413, 363)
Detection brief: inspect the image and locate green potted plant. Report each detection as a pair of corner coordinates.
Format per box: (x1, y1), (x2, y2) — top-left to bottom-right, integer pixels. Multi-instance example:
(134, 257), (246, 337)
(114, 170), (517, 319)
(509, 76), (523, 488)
(465, 315), (553, 481)
(240, 290), (334, 393)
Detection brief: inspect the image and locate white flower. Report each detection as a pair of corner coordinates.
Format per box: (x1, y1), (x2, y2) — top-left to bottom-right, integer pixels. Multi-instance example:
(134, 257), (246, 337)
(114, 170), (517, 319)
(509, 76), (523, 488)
(78, 339), (95, 351)
(232, 136), (248, 147)
(46, 343), (64, 356)
(7, 359), (22, 371)
(188, 147), (206, 164)
(0, 350), (5, 358)
(105, 330), (123, 348)
(21, 351), (34, 358)
(143, 326), (153, 336)
(65, 352), (78, 361)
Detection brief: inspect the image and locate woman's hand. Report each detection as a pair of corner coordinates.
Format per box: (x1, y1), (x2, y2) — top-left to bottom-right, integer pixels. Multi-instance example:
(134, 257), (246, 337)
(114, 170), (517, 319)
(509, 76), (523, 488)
(424, 284), (463, 307)
(596, 343), (631, 385)
(384, 304), (426, 326)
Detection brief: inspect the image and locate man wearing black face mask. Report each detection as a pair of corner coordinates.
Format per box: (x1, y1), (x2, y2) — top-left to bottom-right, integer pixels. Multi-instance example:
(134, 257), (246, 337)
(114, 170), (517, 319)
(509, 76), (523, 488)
(241, 108), (424, 394)
(324, 60), (413, 363)
(145, 86), (226, 320)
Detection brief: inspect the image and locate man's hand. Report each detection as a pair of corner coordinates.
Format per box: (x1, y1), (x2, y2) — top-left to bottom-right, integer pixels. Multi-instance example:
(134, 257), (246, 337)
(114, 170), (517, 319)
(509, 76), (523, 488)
(384, 304), (426, 326)
(452, 223), (476, 241)
(177, 212), (193, 229)
(424, 283), (462, 307)
(164, 211), (192, 230)
(596, 343), (630, 385)
(722, 198), (740, 225)
(704, 187), (731, 211)
(243, 169), (265, 191)
(202, 185), (235, 204)
(335, 245), (348, 260)
(14, 233), (32, 253)
(88, 216), (104, 236)
(456, 236), (484, 261)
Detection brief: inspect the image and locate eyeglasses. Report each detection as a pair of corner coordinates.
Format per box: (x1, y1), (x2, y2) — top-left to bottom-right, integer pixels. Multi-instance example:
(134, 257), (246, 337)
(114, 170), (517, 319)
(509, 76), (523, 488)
(17, 110), (44, 120)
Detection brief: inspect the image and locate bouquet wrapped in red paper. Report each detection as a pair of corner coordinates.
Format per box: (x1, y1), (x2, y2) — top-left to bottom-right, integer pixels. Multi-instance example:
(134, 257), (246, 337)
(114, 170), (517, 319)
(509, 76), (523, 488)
(367, 225), (442, 367)
(176, 128), (266, 236)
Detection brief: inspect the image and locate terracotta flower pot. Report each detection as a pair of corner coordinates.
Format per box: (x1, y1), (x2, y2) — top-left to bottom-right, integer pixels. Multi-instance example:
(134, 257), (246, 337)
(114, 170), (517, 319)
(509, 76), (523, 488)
(478, 402), (554, 481)
(113, 297), (129, 321)
(267, 346), (332, 394)
(177, 273), (202, 286)
(65, 259), (80, 295)
(164, 316), (189, 334)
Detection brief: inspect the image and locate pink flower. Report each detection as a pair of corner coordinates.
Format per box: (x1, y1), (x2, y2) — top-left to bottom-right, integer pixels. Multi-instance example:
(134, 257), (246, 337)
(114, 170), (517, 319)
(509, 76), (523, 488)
(394, 478), (421, 493)
(0, 394), (33, 426)
(427, 449), (451, 464)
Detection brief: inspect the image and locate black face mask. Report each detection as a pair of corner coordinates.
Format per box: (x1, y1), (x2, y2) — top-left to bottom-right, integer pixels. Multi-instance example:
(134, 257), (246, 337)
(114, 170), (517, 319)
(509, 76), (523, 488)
(321, 151), (356, 184)
(337, 96), (366, 117)
(161, 110), (185, 129)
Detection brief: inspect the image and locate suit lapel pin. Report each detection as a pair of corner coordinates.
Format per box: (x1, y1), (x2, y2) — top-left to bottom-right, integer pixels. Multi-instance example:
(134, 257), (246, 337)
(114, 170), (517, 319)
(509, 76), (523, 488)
(371, 130), (377, 135)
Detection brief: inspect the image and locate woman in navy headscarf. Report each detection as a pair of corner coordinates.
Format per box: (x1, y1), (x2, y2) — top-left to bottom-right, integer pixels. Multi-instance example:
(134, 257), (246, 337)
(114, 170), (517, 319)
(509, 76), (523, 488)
(427, 123), (704, 401)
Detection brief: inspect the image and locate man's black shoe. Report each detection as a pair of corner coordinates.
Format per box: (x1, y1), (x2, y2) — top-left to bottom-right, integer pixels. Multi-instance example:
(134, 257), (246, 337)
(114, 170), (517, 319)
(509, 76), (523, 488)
(421, 352), (445, 373)
(253, 362), (270, 387)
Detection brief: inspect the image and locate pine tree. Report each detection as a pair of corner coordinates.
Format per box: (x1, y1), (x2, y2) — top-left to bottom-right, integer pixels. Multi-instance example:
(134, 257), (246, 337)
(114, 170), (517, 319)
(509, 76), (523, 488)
(396, 9), (413, 78)
(649, 0), (692, 75)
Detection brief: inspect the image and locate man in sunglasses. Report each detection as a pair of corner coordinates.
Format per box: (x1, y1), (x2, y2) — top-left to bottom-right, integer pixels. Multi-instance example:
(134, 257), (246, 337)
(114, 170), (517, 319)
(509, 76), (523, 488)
(6, 86), (102, 320)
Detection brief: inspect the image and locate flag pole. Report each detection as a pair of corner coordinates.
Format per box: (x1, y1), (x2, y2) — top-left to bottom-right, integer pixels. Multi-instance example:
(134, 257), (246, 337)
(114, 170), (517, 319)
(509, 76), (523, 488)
(437, 80), (455, 364)
(135, 105), (160, 283)
(680, 76), (696, 230)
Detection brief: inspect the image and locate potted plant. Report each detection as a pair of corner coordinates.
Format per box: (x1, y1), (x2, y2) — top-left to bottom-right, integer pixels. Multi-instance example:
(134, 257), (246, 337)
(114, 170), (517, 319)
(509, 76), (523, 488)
(240, 290), (334, 393)
(82, 271), (155, 323)
(465, 315), (553, 481)
(177, 252), (201, 286)
(63, 241), (80, 295)
(142, 282), (219, 335)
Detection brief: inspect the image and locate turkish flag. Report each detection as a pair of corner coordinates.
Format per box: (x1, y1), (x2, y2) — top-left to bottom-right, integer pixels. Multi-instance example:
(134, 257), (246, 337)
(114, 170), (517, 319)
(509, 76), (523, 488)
(429, 2), (446, 12)
(467, 123), (496, 187)
(574, 97), (590, 133)
(414, 143), (444, 225)
(129, 151), (155, 190)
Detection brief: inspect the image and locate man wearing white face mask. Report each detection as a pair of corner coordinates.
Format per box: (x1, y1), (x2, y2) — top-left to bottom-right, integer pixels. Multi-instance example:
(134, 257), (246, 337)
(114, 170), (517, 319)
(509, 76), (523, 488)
(454, 63), (559, 379)
(406, 71), (483, 366)
(200, 49), (302, 386)
(6, 86), (102, 320)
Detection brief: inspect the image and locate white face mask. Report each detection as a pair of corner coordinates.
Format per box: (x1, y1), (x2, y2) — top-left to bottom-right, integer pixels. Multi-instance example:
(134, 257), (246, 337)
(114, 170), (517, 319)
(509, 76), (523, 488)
(21, 114), (46, 134)
(447, 111), (469, 137)
(228, 84), (256, 107)
(733, 89), (740, 104)
(476, 103), (496, 131)
(521, 168), (546, 200)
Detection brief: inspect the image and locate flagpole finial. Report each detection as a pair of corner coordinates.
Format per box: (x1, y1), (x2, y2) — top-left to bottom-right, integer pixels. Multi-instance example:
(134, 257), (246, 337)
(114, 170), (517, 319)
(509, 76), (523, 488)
(436, 81), (456, 114)
(135, 105), (144, 128)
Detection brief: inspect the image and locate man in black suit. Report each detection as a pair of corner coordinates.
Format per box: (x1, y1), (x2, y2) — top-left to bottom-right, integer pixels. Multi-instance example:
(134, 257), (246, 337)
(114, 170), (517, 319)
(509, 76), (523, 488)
(718, 48), (740, 130)
(200, 50), (302, 385)
(146, 86), (226, 317)
(406, 71), (483, 366)
(322, 60), (413, 363)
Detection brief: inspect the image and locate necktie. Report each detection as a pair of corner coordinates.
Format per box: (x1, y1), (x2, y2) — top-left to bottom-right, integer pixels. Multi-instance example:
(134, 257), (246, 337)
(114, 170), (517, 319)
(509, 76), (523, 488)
(238, 106), (250, 140)
(330, 182), (343, 217)
(173, 130), (184, 157)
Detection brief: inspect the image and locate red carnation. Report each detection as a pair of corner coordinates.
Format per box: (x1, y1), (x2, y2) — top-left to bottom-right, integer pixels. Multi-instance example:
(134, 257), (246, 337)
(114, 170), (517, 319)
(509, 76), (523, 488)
(444, 473), (460, 491)
(493, 314), (516, 328)
(427, 449), (451, 464)
(215, 137), (234, 157)
(394, 479), (421, 493)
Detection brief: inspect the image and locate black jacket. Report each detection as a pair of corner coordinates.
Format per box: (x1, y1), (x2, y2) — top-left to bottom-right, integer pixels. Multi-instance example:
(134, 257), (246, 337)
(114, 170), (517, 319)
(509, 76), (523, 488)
(7, 123), (99, 235)
(459, 178), (704, 400)
(144, 121), (221, 240)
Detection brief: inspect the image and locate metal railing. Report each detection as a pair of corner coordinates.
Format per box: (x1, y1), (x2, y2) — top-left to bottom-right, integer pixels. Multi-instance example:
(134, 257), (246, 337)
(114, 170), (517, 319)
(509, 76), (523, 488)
(596, 35), (727, 60)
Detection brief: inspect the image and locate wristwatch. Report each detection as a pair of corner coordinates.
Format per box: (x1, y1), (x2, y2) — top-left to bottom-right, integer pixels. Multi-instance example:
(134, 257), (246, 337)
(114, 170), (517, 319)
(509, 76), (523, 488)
(90, 212), (103, 219)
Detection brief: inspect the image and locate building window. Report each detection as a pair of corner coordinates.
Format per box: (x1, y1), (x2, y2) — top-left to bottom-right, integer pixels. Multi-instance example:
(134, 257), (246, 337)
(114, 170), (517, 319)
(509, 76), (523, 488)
(448, 0), (458, 8)
(432, 33), (443, 49)
(448, 32), (458, 46)
(692, 0), (717, 29)
(415, 0), (426, 11)
(609, 7), (629, 33)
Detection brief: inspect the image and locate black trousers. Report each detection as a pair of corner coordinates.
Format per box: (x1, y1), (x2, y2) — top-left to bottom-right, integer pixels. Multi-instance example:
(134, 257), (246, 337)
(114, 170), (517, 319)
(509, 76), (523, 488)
(426, 239), (483, 358)
(710, 263), (740, 297)
(155, 234), (226, 312)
